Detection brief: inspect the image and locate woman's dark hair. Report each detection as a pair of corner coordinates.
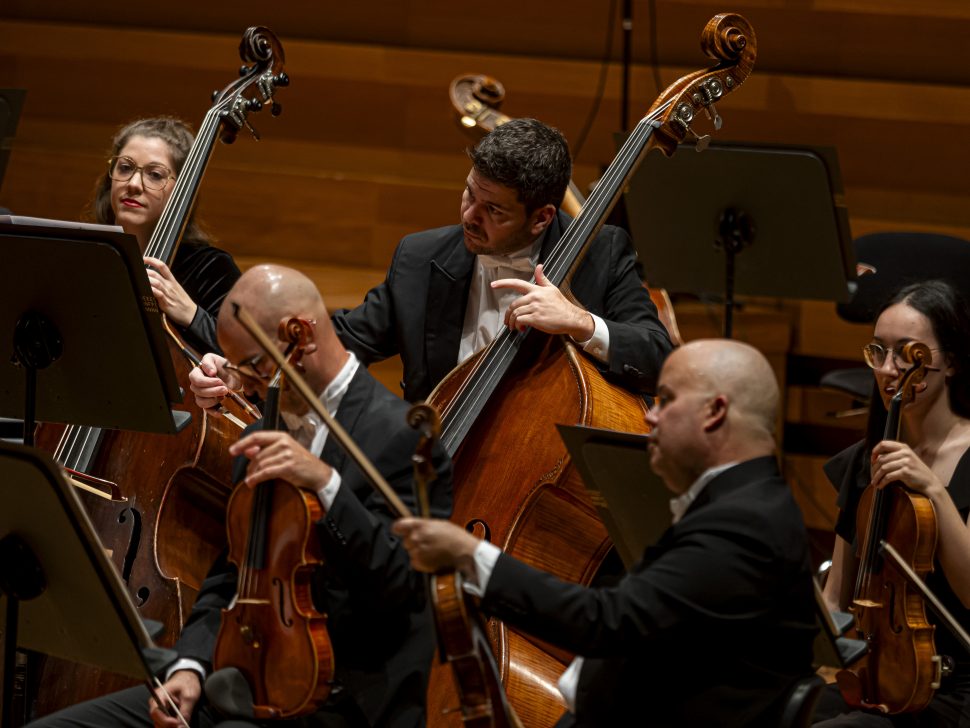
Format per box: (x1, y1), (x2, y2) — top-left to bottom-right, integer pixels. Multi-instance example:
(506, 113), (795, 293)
(865, 279), (970, 448)
(87, 116), (210, 245)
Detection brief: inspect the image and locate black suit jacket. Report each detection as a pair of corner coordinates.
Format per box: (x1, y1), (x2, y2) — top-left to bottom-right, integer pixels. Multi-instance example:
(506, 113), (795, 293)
(174, 366), (453, 727)
(481, 456), (818, 727)
(332, 212), (673, 401)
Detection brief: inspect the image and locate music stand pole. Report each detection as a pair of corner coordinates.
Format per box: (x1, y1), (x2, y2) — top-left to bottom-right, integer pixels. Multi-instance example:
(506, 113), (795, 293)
(621, 0), (633, 133)
(0, 534), (46, 726)
(716, 208), (755, 339)
(11, 312), (63, 446)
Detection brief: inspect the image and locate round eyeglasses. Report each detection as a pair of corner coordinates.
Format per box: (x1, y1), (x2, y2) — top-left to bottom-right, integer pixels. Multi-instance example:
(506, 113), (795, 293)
(107, 156), (176, 191)
(863, 342), (940, 370)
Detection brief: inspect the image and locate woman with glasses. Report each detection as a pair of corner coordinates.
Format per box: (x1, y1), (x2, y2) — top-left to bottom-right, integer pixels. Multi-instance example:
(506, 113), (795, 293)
(814, 279), (970, 726)
(93, 116), (240, 353)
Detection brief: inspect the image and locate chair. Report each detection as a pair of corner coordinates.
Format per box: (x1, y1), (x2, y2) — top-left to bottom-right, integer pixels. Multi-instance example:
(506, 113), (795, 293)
(820, 231), (970, 402)
(780, 674), (826, 728)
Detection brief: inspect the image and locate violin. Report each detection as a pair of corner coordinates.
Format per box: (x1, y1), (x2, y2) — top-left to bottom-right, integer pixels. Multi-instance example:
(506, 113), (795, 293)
(29, 27), (285, 717)
(838, 341), (941, 713)
(408, 403), (521, 728)
(430, 16), (756, 725)
(212, 317), (335, 719)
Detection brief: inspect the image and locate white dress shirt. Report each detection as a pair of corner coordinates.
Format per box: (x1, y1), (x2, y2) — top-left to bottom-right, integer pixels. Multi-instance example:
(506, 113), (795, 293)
(457, 234), (611, 365)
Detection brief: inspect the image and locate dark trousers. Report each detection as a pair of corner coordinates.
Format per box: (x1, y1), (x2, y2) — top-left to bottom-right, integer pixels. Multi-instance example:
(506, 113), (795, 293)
(812, 682), (970, 727)
(27, 685), (369, 728)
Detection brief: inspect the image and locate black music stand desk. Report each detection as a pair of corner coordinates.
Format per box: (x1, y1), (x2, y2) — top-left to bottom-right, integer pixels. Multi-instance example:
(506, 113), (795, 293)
(557, 424), (670, 569)
(625, 142), (856, 337)
(0, 217), (180, 441)
(0, 442), (177, 723)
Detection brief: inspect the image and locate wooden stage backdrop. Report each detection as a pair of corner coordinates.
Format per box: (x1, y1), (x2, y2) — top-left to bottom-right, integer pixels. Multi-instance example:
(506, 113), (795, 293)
(3, 1), (969, 540)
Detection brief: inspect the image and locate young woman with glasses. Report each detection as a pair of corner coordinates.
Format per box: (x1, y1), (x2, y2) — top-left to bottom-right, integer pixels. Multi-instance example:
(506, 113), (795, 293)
(814, 279), (970, 726)
(91, 116), (240, 353)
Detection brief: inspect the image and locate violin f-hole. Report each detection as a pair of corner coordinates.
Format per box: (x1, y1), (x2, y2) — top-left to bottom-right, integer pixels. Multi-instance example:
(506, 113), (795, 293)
(273, 577), (293, 627)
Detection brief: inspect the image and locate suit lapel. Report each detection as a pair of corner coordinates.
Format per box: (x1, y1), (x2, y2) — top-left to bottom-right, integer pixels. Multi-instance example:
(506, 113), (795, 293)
(320, 367), (373, 476)
(425, 229), (476, 387)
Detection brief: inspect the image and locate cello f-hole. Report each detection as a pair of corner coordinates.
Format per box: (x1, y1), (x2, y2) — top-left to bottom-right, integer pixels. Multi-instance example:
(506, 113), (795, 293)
(118, 507), (142, 584)
(135, 586), (150, 607)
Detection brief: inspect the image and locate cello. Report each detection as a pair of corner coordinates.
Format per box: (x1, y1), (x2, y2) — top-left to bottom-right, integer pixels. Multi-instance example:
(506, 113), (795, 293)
(212, 317), (335, 720)
(838, 340), (941, 713)
(429, 14), (756, 726)
(447, 73), (683, 346)
(29, 27), (286, 717)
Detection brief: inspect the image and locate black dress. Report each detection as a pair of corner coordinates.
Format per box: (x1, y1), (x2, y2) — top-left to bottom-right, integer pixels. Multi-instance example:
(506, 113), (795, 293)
(170, 240), (240, 354)
(813, 442), (970, 726)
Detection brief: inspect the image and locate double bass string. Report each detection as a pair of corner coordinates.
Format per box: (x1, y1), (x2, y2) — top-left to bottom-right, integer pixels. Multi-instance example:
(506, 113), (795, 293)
(440, 102), (670, 455)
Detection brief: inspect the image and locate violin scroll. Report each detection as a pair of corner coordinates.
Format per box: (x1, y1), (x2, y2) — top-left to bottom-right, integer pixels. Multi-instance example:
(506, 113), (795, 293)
(895, 341), (931, 405)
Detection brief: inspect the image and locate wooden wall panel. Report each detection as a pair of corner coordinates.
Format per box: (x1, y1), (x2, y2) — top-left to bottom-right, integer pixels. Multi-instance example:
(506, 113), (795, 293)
(2, 3), (968, 403)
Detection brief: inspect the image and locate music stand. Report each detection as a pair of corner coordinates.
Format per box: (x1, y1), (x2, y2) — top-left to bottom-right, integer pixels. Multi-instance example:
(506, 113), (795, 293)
(624, 142), (856, 337)
(0, 441), (178, 725)
(0, 218), (180, 443)
(557, 424), (670, 569)
(0, 89), (26, 197)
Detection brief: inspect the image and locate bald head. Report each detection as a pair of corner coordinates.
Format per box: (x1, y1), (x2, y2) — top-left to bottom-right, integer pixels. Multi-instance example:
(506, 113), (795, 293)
(675, 339), (779, 438)
(647, 339), (779, 492)
(217, 264), (347, 399)
(219, 264), (327, 339)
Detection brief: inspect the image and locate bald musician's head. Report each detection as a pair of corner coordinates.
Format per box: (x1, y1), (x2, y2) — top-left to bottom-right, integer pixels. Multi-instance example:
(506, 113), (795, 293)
(217, 264), (347, 410)
(646, 339), (779, 494)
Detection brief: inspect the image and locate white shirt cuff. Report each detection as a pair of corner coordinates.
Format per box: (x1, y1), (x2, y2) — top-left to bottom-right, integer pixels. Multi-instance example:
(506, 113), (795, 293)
(462, 540), (502, 598)
(316, 469), (342, 511)
(575, 313), (610, 363)
(164, 658), (206, 683)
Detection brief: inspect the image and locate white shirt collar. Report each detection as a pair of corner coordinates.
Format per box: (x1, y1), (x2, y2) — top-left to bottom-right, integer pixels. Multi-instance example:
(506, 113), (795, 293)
(280, 351), (359, 444)
(669, 461), (737, 524)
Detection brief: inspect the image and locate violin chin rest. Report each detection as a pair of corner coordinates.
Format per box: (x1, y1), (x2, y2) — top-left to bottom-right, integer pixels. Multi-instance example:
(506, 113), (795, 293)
(205, 667), (256, 719)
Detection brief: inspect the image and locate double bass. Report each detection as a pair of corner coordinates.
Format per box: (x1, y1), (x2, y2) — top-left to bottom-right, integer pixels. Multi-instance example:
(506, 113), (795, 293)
(838, 341), (941, 713)
(429, 14), (756, 726)
(29, 27), (287, 717)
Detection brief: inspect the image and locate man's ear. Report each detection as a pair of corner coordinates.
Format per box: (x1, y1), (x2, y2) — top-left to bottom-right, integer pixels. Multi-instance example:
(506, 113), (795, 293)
(529, 204), (556, 237)
(703, 395), (728, 432)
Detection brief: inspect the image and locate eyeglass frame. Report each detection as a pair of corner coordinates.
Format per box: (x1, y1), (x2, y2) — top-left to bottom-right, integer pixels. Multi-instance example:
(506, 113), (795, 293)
(106, 155), (176, 191)
(862, 342), (942, 370)
(222, 353), (272, 383)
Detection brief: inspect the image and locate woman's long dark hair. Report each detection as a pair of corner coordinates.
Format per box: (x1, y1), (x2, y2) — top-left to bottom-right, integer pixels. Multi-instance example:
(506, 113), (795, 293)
(87, 116), (210, 246)
(864, 279), (970, 450)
